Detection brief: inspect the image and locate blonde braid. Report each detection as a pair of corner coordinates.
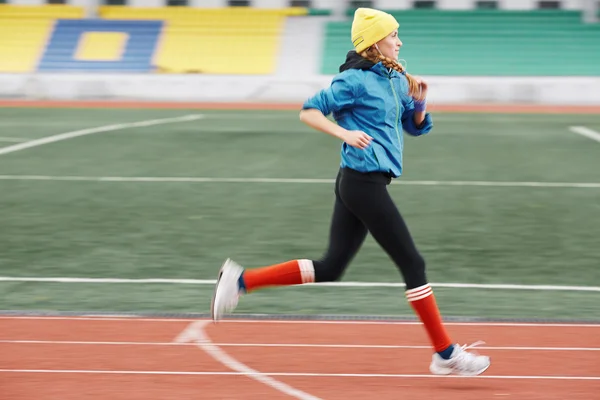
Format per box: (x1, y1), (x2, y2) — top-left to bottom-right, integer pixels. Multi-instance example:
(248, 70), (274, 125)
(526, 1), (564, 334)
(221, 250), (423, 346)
(360, 48), (422, 100)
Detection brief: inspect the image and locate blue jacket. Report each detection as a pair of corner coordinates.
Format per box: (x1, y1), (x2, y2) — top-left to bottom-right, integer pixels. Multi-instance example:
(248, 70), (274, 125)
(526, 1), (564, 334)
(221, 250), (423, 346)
(302, 51), (433, 178)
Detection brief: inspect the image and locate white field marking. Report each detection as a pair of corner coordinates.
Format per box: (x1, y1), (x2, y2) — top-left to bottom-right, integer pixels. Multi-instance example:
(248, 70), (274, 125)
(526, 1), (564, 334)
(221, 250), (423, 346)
(0, 176), (335, 183)
(1, 316), (599, 327)
(175, 320), (322, 400)
(0, 276), (598, 292)
(194, 114), (483, 124)
(0, 175), (599, 188)
(0, 121), (125, 127)
(1, 339), (598, 352)
(154, 113), (598, 124)
(569, 126), (600, 143)
(0, 369), (598, 380)
(0, 137), (28, 143)
(0, 114), (204, 156)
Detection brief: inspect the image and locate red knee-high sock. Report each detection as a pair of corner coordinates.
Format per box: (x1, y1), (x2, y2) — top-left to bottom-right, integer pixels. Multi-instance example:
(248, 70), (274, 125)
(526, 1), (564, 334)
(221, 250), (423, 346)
(406, 284), (453, 352)
(242, 259), (314, 293)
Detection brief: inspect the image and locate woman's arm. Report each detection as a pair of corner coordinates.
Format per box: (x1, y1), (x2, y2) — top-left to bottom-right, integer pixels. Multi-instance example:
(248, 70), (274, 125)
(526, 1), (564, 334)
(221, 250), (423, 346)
(401, 77), (432, 136)
(300, 108), (372, 149)
(412, 78), (428, 127)
(299, 109), (348, 141)
(413, 108), (426, 127)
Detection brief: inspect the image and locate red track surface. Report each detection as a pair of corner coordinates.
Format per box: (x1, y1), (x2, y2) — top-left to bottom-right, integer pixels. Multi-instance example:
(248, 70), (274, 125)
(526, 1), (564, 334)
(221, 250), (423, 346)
(1, 317), (599, 399)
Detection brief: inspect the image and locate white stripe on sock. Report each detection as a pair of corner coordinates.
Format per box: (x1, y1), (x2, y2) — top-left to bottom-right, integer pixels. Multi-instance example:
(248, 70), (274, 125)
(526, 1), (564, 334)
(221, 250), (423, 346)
(406, 290), (433, 302)
(297, 261), (306, 283)
(406, 284), (433, 302)
(303, 260), (314, 284)
(405, 284), (432, 301)
(297, 259), (315, 284)
(405, 284), (431, 295)
(298, 261), (307, 283)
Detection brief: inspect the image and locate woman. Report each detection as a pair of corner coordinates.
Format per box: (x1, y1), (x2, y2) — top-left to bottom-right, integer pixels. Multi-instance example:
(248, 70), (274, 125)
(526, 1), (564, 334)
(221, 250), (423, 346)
(211, 8), (490, 376)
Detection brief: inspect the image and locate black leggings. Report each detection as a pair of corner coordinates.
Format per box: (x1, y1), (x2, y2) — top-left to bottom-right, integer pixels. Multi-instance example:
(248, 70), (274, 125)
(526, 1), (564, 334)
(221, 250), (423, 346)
(312, 167), (427, 290)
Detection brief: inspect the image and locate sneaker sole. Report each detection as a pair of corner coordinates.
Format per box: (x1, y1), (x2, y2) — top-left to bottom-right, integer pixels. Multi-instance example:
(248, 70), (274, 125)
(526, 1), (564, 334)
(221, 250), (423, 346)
(210, 258), (229, 322)
(461, 362), (491, 376)
(430, 362), (491, 376)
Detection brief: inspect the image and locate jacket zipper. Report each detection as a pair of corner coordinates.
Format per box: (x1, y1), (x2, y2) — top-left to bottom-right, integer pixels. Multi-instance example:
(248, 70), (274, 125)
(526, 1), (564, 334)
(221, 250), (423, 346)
(388, 77), (402, 147)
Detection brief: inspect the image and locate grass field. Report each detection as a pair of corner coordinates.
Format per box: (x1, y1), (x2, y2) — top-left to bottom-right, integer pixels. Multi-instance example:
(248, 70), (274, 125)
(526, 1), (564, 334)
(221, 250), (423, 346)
(1, 108), (599, 320)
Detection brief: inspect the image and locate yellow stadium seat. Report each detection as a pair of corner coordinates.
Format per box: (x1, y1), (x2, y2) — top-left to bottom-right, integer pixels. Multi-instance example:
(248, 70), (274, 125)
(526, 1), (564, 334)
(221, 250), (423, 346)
(0, 5), (84, 72)
(97, 7), (305, 74)
(0, 19), (55, 73)
(0, 4), (84, 19)
(98, 6), (307, 19)
(74, 32), (128, 62)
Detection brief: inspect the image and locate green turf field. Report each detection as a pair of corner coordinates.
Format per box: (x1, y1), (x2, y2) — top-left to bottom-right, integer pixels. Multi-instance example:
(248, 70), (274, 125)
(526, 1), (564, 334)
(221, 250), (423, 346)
(1, 108), (599, 320)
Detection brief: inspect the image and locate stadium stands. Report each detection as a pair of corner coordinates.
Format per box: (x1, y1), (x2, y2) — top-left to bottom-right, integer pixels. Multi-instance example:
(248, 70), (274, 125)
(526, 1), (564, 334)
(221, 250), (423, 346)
(322, 10), (600, 76)
(38, 19), (163, 72)
(98, 6), (307, 74)
(0, 4), (598, 76)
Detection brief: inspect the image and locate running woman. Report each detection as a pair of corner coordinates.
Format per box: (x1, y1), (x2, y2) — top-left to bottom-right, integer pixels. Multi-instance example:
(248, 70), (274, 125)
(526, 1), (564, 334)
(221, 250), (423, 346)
(211, 8), (491, 376)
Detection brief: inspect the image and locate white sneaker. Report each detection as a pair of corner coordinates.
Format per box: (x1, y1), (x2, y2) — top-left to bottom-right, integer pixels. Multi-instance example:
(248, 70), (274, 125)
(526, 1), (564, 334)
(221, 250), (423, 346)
(429, 341), (491, 376)
(210, 258), (244, 322)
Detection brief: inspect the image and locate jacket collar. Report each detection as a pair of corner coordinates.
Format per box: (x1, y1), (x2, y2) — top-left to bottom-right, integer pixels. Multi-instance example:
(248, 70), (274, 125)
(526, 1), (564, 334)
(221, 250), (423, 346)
(339, 51), (401, 79)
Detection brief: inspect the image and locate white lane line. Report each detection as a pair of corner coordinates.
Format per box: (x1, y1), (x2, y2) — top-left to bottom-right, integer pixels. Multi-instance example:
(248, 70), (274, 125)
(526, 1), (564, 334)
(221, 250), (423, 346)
(174, 320), (322, 400)
(1, 316), (599, 327)
(569, 126), (600, 143)
(0, 369), (597, 380)
(0, 114), (204, 156)
(0, 276), (598, 292)
(1, 339), (598, 352)
(0, 175), (599, 188)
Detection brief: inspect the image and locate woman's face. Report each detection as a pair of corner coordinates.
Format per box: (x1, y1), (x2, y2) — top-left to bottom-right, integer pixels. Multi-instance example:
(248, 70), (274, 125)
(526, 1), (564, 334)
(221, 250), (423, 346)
(376, 30), (402, 60)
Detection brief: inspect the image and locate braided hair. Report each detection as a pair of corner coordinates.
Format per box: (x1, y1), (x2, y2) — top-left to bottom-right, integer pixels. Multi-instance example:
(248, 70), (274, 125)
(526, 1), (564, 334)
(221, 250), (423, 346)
(360, 47), (422, 100)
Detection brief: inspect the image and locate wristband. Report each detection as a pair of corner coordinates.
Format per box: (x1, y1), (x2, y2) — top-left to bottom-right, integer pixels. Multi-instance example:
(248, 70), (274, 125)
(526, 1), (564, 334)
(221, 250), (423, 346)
(414, 98), (427, 112)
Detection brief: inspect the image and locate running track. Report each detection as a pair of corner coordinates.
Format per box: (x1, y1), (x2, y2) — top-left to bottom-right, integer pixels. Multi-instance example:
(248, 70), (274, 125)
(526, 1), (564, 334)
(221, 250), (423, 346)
(1, 316), (599, 399)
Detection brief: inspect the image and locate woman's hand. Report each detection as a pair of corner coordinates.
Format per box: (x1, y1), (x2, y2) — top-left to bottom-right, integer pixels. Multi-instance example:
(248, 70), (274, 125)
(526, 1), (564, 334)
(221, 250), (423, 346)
(342, 130), (372, 149)
(414, 77), (428, 102)
(411, 77), (428, 127)
(299, 109), (372, 149)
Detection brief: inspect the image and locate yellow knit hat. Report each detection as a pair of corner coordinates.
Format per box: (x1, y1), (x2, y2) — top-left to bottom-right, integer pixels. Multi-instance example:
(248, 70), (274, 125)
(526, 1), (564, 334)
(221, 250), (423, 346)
(351, 8), (399, 54)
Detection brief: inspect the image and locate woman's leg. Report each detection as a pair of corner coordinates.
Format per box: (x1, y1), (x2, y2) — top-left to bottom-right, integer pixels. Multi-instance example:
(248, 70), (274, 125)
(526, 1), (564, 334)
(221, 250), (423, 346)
(241, 194), (368, 291)
(338, 173), (489, 375)
(338, 174), (451, 350)
(211, 172), (368, 319)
